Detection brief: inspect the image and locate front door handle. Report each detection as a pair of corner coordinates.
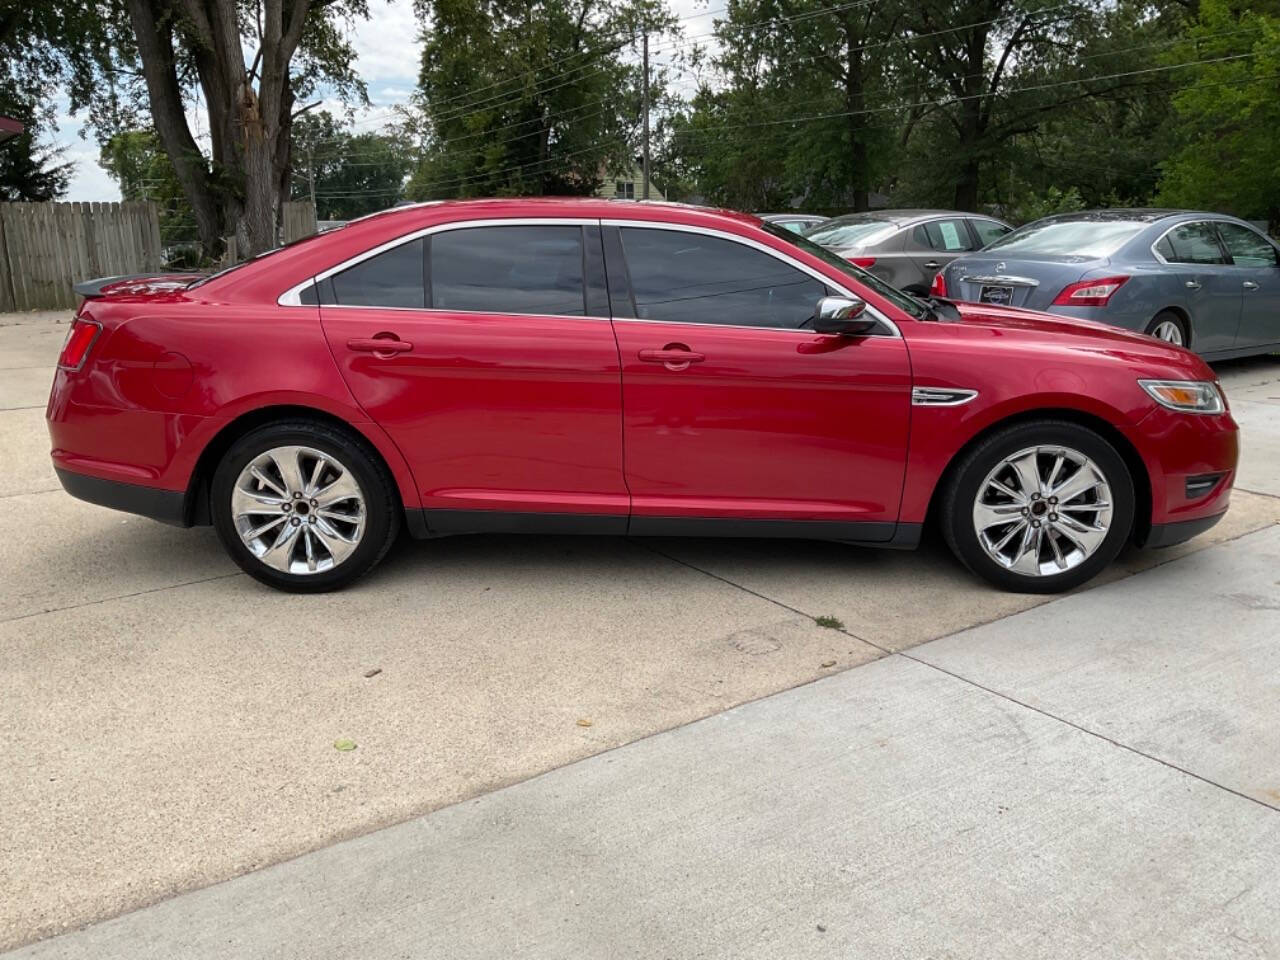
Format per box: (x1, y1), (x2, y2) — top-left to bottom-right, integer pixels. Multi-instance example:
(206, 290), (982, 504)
(1184, 280), (1201, 290)
(638, 345), (705, 370)
(1243, 281), (1260, 291)
(348, 336), (413, 354)
(924, 260), (940, 270)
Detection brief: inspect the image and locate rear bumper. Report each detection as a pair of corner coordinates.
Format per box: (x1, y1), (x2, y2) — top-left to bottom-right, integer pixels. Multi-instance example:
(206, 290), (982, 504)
(1143, 510), (1226, 549)
(55, 468), (189, 527)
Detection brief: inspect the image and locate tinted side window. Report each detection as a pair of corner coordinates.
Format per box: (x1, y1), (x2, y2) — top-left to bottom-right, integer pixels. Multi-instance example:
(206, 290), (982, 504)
(1157, 223), (1226, 265)
(916, 218), (973, 252)
(1217, 222), (1278, 267)
(971, 219), (1011, 247)
(430, 226), (585, 315)
(331, 237), (425, 308)
(620, 228), (826, 329)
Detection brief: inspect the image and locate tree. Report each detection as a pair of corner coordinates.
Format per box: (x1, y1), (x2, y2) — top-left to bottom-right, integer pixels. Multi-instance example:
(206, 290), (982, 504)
(667, 0), (902, 213)
(1158, 0), (1280, 232)
(291, 111), (413, 219)
(406, 0), (675, 199)
(100, 128), (202, 261)
(52, 0), (370, 257)
(0, 103), (73, 201)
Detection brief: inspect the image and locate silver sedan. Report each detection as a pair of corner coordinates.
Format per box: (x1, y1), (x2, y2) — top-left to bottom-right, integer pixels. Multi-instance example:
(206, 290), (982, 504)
(939, 209), (1280, 359)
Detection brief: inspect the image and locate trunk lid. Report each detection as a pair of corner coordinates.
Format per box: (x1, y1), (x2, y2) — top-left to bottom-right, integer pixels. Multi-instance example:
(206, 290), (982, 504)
(944, 255), (1099, 310)
(73, 273), (203, 300)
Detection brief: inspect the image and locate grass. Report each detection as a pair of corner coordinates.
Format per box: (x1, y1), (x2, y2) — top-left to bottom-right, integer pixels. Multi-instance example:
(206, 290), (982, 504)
(814, 615), (845, 630)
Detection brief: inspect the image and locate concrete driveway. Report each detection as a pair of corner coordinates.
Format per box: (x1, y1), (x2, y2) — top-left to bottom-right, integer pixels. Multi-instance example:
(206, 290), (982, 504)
(2, 310), (1278, 952)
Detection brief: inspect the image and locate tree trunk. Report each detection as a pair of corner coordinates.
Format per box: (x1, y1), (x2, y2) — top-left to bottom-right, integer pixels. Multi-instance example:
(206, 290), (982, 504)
(124, 0), (225, 256)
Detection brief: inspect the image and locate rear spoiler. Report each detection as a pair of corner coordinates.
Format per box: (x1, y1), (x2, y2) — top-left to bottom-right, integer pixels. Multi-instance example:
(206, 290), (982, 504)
(73, 274), (204, 298)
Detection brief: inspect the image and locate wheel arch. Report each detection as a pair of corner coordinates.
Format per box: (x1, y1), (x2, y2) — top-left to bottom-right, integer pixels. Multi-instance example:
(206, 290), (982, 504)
(183, 404), (416, 526)
(923, 407), (1153, 546)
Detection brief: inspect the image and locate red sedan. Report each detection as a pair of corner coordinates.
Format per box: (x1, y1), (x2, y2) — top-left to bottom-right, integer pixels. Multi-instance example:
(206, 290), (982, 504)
(48, 198), (1238, 593)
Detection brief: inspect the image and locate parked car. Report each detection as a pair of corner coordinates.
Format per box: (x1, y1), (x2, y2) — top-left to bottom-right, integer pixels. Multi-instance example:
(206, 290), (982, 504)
(933, 209), (1280, 359)
(51, 198), (1236, 595)
(802, 210), (1013, 294)
(758, 213), (829, 233)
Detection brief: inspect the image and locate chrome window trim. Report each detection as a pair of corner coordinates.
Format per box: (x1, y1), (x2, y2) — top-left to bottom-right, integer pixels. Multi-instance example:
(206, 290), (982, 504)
(911, 387), (978, 407)
(602, 218), (901, 338)
(276, 217), (602, 311)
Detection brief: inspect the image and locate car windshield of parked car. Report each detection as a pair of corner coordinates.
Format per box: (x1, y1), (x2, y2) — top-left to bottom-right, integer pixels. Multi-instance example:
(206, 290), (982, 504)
(801, 218), (896, 249)
(764, 222), (928, 320)
(983, 219), (1146, 258)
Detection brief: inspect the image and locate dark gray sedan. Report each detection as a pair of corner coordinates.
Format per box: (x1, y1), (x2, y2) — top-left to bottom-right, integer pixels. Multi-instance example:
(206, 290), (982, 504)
(801, 210), (1013, 294)
(939, 209), (1280, 359)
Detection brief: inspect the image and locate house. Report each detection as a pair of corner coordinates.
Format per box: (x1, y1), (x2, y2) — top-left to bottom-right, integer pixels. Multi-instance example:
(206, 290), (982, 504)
(596, 163), (665, 201)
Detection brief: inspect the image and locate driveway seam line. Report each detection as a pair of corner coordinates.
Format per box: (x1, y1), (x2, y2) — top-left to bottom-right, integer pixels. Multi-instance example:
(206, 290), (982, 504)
(0, 572), (244, 624)
(636, 540), (1279, 816)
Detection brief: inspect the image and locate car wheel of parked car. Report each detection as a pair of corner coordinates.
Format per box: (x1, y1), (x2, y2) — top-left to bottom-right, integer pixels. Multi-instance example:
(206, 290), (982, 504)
(211, 420), (400, 593)
(941, 420), (1135, 594)
(1145, 311), (1188, 348)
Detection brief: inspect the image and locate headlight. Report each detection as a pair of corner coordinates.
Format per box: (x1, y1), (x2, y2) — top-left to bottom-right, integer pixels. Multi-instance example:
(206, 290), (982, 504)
(1138, 379), (1225, 414)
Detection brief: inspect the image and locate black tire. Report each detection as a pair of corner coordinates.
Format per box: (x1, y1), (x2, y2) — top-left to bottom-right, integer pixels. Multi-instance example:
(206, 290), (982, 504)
(211, 419), (400, 593)
(941, 420), (1136, 594)
(1144, 310), (1189, 348)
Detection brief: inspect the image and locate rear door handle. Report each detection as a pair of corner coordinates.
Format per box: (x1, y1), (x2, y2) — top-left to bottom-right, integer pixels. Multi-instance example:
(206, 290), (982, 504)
(1184, 280), (1201, 290)
(348, 337), (413, 354)
(1243, 281), (1259, 291)
(924, 260), (940, 270)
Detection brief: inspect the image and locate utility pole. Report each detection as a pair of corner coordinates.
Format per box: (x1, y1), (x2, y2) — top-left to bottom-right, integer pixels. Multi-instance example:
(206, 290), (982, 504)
(641, 32), (650, 200)
(308, 146), (317, 215)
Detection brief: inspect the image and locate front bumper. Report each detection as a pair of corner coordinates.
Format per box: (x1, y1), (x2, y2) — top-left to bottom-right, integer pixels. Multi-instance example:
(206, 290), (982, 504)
(55, 468), (189, 527)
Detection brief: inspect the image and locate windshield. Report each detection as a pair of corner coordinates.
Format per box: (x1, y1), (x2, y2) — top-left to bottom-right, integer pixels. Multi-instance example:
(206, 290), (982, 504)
(984, 219), (1145, 259)
(187, 226), (345, 288)
(802, 217), (895, 249)
(763, 221), (927, 320)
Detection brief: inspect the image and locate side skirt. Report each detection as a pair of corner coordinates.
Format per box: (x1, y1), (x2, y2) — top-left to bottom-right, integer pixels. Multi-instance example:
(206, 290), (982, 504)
(405, 508), (919, 547)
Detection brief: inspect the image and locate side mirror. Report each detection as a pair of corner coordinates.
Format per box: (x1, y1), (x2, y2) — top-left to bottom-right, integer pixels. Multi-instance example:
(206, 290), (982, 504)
(813, 296), (876, 335)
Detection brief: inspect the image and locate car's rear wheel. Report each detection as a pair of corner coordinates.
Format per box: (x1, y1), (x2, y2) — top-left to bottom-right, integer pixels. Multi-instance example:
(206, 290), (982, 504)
(1145, 311), (1188, 348)
(941, 420), (1135, 593)
(211, 420), (399, 592)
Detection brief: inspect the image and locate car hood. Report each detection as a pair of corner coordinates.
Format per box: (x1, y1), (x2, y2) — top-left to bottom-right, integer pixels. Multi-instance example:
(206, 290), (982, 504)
(947, 300), (1201, 365)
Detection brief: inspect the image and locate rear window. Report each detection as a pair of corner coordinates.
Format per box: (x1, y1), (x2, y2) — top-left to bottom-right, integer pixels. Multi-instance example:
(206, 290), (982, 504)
(802, 218), (896, 249)
(985, 220), (1146, 258)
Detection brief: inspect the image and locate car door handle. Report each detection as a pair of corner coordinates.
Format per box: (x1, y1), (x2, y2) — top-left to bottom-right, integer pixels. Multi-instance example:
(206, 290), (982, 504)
(1243, 281), (1259, 291)
(638, 346), (705, 369)
(924, 261), (940, 270)
(1184, 280), (1201, 290)
(347, 337), (413, 354)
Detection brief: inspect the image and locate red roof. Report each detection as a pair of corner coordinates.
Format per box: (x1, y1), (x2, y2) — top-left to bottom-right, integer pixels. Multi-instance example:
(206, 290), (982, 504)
(0, 115), (24, 144)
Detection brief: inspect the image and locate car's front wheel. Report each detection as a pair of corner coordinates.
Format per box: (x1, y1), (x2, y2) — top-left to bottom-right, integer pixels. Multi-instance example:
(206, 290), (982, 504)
(211, 420), (400, 592)
(941, 421), (1135, 593)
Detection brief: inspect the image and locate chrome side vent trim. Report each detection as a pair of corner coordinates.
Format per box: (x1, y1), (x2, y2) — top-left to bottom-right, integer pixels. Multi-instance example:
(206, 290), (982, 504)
(912, 387), (978, 407)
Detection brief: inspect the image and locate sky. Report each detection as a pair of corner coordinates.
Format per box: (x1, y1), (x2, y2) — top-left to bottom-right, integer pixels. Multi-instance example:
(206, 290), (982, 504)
(53, 0), (718, 202)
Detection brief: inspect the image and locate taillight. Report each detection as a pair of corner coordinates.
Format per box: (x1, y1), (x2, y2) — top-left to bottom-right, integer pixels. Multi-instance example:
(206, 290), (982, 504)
(58, 319), (101, 371)
(847, 256), (876, 268)
(1051, 275), (1129, 307)
(929, 271), (947, 297)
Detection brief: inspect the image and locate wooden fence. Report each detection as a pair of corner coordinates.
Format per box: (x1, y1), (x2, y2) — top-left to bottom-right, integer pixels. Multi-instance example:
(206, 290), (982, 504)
(0, 202), (162, 312)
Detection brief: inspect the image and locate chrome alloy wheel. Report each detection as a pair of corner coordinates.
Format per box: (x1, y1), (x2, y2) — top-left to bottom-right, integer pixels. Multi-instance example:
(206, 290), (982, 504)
(1150, 319), (1184, 346)
(231, 445), (366, 574)
(972, 445), (1113, 577)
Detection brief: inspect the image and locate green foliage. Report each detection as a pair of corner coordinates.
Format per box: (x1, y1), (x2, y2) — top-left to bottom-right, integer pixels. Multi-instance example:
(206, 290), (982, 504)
(292, 112), (413, 219)
(406, 0), (675, 199)
(1158, 0), (1280, 232)
(99, 129), (202, 261)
